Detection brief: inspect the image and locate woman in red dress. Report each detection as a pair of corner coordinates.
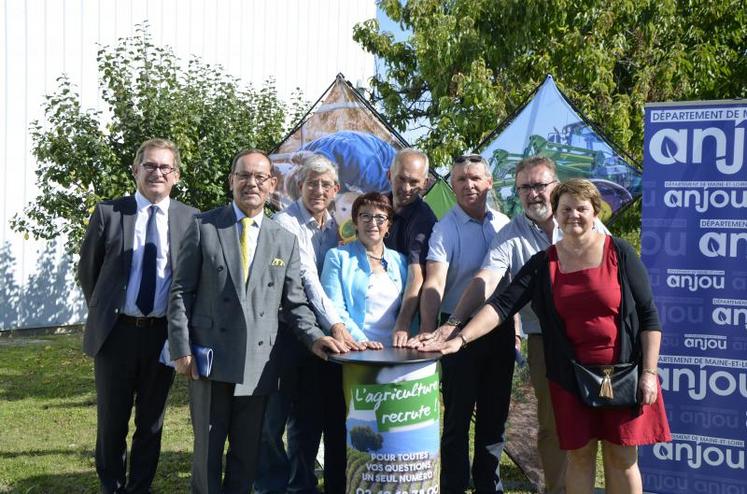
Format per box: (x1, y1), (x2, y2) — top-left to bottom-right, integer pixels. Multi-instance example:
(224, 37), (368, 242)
(415, 179), (670, 494)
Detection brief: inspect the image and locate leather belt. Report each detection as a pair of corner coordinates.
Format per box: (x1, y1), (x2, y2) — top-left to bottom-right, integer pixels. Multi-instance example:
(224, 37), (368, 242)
(119, 314), (167, 328)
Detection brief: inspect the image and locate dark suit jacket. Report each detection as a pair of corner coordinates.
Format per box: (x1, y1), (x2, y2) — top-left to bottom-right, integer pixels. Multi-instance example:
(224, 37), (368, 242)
(167, 204), (325, 394)
(78, 195), (199, 357)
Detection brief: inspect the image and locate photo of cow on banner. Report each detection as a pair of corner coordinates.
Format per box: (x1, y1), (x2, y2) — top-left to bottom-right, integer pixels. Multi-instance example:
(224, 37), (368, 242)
(269, 74), (443, 241)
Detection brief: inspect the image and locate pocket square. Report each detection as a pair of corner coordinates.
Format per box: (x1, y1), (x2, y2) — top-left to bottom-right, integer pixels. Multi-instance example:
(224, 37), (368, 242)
(271, 258), (285, 267)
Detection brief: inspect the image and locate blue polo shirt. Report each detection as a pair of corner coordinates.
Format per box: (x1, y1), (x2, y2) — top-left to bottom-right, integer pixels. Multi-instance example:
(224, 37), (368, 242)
(426, 204), (509, 314)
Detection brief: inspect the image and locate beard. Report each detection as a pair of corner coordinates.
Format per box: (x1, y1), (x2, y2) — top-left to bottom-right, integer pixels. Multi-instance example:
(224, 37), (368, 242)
(524, 201), (551, 222)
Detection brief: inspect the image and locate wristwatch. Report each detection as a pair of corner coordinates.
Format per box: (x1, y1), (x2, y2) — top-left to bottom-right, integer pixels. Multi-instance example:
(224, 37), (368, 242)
(458, 333), (469, 349)
(445, 315), (463, 328)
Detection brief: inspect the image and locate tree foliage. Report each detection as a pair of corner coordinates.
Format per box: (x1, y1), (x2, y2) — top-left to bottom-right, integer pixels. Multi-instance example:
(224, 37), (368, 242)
(349, 425), (384, 452)
(354, 0), (747, 166)
(13, 26), (306, 253)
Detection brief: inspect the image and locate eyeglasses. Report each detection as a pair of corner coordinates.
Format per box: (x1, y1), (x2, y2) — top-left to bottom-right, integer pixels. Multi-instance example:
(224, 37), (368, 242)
(358, 213), (388, 225)
(453, 154), (485, 165)
(304, 180), (336, 191)
(516, 181), (557, 194)
(141, 162), (176, 175)
(233, 172), (272, 185)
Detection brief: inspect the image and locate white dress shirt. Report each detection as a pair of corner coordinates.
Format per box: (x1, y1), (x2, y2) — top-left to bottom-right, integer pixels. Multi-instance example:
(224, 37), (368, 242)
(273, 199), (342, 332)
(124, 191), (172, 317)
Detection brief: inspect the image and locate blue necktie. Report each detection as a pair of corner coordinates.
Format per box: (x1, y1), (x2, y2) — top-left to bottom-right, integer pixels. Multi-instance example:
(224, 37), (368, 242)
(136, 205), (158, 316)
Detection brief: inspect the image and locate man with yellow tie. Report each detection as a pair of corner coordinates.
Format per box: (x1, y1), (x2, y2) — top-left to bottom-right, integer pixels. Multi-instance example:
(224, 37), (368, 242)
(167, 149), (347, 494)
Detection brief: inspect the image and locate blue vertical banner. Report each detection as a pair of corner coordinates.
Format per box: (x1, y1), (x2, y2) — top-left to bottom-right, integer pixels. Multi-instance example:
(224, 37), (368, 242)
(640, 101), (747, 494)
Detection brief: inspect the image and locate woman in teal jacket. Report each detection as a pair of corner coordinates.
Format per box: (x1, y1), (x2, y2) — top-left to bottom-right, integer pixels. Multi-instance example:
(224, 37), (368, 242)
(321, 192), (408, 347)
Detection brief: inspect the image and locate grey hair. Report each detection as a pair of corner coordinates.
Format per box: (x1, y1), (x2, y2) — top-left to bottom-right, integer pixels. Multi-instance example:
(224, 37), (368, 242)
(297, 153), (339, 184)
(450, 154), (491, 180)
(391, 148), (430, 176)
(515, 155), (558, 180)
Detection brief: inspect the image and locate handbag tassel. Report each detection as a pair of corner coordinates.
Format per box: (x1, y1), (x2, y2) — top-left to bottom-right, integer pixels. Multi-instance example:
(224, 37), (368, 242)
(599, 367), (614, 399)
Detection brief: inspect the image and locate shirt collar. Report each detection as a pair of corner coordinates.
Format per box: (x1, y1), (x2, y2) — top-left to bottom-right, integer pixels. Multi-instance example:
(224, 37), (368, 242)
(295, 198), (333, 230)
(518, 213), (560, 244)
(454, 203), (493, 225)
(392, 194), (423, 221)
(232, 201), (264, 227)
(135, 190), (170, 213)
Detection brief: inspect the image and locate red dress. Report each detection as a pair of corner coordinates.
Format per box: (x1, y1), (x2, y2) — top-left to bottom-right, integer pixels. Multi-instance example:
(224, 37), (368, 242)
(548, 235), (671, 450)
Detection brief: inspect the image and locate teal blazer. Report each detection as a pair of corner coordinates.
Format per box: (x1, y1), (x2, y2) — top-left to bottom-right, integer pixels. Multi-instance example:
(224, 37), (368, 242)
(321, 240), (408, 341)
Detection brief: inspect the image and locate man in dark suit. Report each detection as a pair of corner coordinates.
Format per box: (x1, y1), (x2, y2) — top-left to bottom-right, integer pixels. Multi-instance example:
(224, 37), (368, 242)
(167, 149), (347, 494)
(78, 138), (199, 493)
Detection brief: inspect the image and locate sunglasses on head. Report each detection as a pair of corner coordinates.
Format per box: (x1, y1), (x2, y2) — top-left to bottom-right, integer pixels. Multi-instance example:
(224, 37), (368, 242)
(454, 154), (485, 164)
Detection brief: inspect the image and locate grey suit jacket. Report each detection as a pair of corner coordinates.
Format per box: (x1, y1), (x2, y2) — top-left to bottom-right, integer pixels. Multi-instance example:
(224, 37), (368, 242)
(167, 204), (325, 394)
(78, 195), (199, 357)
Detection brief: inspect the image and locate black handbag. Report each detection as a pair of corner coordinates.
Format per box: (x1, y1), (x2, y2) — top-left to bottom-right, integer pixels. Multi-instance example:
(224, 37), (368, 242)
(571, 360), (640, 408)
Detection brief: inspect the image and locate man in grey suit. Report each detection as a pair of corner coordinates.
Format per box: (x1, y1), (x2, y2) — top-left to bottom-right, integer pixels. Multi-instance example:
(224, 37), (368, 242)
(168, 149), (347, 494)
(78, 138), (199, 494)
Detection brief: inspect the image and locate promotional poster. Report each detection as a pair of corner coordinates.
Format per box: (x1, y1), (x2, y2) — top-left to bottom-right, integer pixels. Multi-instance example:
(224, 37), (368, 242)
(342, 362), (441, 494)
(640, 100), (747, 493)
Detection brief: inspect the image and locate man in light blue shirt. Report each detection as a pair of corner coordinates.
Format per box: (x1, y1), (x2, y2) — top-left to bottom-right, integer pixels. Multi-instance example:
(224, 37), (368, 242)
(419, 154), (515, 494)
(256, 153), (362, 494)
(439, 156), (609, 494)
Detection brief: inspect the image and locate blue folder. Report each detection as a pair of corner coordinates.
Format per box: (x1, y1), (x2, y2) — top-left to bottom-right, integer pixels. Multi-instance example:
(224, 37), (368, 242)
(159, 341), (213, 377)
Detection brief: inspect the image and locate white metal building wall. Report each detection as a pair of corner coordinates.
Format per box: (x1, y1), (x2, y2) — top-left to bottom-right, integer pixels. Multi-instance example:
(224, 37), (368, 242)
(0, 0), (376, 330)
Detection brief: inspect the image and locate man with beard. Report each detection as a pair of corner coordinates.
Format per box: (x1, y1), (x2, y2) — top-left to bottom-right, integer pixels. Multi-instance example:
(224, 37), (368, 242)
(385, 148), (437, 346)
(417, 155), (515, 494)
(436, 156), (608, 494)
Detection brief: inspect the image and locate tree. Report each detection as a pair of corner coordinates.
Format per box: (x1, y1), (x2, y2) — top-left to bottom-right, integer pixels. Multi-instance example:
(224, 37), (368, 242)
(349, 425), (384, 452)
(354, 0), (747, 166)
(12, 26), (306, 254)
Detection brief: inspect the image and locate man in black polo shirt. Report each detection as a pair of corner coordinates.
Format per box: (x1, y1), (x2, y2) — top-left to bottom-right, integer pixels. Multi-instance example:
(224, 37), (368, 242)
(385, 148), (438, 346)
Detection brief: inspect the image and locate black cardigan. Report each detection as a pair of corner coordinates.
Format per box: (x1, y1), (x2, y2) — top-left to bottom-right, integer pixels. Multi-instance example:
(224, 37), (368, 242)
(487, 236), (661, 394)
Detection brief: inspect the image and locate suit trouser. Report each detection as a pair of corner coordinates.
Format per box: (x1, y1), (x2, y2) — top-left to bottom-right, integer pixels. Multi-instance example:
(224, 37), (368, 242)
(189, 379), (269, 494)
(255, 335), (323, 494)
(317, 358), (347, 494)
(440, 319), (515, 494)
(94, 317), (174, 494)
(527, 335), (567, 494)
(253, 343), (345, 494)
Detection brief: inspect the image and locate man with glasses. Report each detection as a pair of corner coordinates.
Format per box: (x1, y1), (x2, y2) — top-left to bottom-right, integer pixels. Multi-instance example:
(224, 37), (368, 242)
(78, 138), (199, 493)
(434, 156), (609, 494)
(385, 148), (438, 346)
(168, 148), (346, 493)
(255, 153), (362, 494)
(417, 154), (515, 494)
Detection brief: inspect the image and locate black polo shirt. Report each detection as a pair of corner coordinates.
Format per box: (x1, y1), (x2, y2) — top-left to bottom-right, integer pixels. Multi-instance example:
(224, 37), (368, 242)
(385, 195), (438, 265)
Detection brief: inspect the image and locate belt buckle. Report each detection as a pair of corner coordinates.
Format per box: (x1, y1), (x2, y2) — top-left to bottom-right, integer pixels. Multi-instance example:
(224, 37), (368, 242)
(135, 317), (149, 328)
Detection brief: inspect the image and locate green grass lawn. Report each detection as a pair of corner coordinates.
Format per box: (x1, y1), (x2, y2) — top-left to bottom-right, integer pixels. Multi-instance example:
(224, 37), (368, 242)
(0, 333), (540, 493)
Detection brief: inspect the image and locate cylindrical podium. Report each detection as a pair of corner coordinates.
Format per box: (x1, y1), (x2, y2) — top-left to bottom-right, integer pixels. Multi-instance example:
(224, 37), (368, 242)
(329, 348), (442, 494)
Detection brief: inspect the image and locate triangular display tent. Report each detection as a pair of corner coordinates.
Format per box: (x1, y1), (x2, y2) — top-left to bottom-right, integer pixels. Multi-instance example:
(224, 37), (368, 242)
(477, 75), (642, 222)
(423, 178), (456, 220)
(269, 73), (445, 240)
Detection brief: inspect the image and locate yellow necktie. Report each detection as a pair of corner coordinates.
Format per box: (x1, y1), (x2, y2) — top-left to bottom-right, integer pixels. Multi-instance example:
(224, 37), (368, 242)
(240, 217), (254, 283)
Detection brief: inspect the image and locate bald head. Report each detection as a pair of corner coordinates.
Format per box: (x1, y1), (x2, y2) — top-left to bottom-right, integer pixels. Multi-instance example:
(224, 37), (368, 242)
(388, 148), (429, 211)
